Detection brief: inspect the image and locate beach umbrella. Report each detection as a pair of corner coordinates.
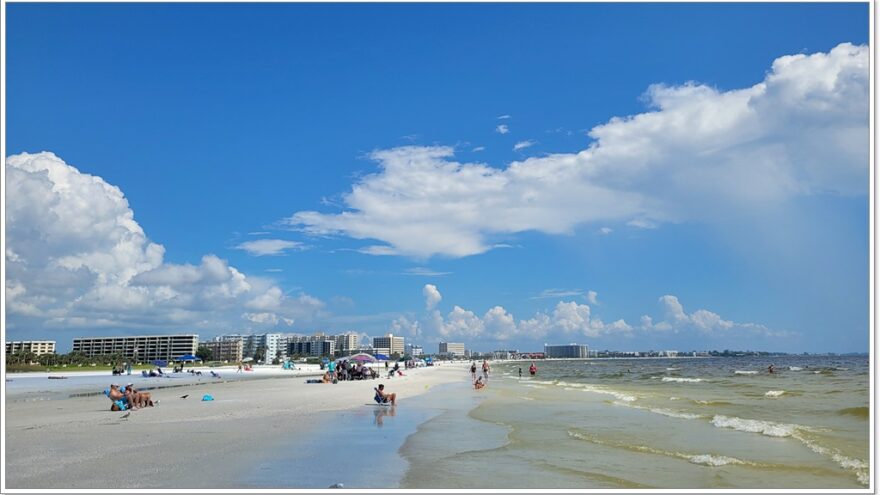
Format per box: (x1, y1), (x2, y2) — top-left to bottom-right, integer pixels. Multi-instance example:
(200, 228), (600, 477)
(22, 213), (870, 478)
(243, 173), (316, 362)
(347, 353), (377, 363)
(375, 353), (389, 361)
(175, 354), (201, 362)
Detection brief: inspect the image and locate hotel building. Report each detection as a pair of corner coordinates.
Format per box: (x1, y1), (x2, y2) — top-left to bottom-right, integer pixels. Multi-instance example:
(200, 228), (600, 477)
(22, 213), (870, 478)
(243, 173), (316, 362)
(202, 339), (244, 362)
(72, 335), (198, 362)
(439, 342), (465, 357)
(544, 343), (589, 359)
(373, 334), (405, 356)
(6, 340), (56, 356)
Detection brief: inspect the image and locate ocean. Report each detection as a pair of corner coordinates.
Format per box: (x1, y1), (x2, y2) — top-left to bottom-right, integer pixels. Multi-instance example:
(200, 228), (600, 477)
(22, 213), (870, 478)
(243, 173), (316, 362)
(400, 355), (870, 489)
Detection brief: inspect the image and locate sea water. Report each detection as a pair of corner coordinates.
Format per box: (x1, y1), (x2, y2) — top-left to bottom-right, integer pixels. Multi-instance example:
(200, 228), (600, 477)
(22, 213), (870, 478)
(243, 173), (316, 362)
(400, 356), (869, 489)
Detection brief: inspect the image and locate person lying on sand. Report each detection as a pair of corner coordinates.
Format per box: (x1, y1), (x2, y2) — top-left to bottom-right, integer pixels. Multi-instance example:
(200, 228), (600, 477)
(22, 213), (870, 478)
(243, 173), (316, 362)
(375, 384), (397, 405)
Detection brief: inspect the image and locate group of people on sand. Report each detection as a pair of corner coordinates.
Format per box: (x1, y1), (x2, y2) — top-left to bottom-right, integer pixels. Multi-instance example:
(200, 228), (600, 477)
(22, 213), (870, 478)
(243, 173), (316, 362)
(471, 360), (491, 389)
(325, 360), (379, 382)
(103, 383), (156, 411)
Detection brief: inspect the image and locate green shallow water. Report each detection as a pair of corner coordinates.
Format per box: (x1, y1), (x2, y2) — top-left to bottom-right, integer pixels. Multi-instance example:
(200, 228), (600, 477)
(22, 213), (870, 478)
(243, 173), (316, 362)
(400, 355), (869, 489)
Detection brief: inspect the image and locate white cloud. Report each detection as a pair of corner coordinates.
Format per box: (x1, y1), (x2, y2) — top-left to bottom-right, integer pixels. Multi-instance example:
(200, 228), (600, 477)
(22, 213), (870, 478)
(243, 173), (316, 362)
(513, 140), (537, 151)
(286, 44), (868, 259)
(641, 295), (782, 336)
(586, 290), (599, 305)
(235, 239), (303, 256)
(497, 115), (511, 120)
(495, 124), (509, 134)
(472, 146), (486, 152)
(5, 152), (324, 333)
(243, 312), (295, 326)
(389, 315), (421, 337)
(423, 284), (442, 310)
(598, 227), (613, 235)
(532, 288), (584, 299)
(404, 267), (451, 277)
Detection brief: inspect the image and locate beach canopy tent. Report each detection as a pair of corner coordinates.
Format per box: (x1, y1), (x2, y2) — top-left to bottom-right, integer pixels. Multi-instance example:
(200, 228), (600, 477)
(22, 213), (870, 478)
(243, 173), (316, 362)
(151, 360), (168, 367)
(345, 353), (378, 363)
(242, 357), (254, 362)
(375, 354), (390, 361)
(175, 354), (201, 362)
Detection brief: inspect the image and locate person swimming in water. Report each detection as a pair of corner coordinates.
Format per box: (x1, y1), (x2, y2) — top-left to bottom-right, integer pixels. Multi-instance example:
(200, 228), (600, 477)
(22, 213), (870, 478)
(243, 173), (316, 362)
(768, 364), (775, 374)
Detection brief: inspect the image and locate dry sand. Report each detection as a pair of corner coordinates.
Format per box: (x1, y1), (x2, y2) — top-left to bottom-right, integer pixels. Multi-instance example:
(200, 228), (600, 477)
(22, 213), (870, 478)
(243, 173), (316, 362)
(5, 363), (469, 489)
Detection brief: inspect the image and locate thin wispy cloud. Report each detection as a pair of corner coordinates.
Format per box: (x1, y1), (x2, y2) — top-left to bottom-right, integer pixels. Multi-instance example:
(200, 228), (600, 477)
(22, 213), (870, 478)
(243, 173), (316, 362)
(532, 288), (584, 299)
(265, 268), (284, 273)
(472, 146), (486, 152)
(403, 267), (452, 277)
(513, 140), (537, 151)
(598, 227), (613, 235)
(495, 124), (509, 134)
(497, 114), (511, 120)
(235, 239), (304, 256)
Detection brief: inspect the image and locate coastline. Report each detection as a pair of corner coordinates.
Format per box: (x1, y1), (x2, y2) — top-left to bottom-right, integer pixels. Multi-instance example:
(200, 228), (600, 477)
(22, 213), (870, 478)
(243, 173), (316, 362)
(4, 363), (469, 489)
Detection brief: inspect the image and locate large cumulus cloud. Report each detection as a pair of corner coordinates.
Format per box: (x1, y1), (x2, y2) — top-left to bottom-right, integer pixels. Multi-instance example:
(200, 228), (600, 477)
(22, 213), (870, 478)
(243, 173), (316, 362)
(287, 43), (868, 258)
(5, 152), (323, 335)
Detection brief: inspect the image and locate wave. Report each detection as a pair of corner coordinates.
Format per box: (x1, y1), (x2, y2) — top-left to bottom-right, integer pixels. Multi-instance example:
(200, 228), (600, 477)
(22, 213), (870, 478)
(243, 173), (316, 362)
(788, 366), (803, 371)
(711, 415), (800, 437)
(616, 402), (705, 420)
(518, 396), (535, 401)
(568, 431), (758, 467)
(665, 367), (681, 371)
(764, 390), (785, 398)
(662, 377), (704, 383)
(694, 400), (733, 406)
(838, 406), (868, 419)
(734, 370), (758, 375)
(555, 381), (638, 402)
(711, 414), (868, 486)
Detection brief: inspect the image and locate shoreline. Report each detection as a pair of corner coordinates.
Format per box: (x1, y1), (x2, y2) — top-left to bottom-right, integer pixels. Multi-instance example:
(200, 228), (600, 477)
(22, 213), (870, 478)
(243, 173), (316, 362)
(5, 363), (470, 489)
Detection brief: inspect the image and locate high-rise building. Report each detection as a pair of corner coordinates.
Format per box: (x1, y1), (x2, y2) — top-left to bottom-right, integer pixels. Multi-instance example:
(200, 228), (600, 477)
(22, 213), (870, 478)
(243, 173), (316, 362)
(439, 342), (465, 356)
(544, 343), (589, 359)
(373, 334), (405, 356)
(405, 343), (423, 356)
(202, 339), (243, 363)
(6, 340), (56, 356)
(72, 335), (198, 363)
(334, 333), (360, 354)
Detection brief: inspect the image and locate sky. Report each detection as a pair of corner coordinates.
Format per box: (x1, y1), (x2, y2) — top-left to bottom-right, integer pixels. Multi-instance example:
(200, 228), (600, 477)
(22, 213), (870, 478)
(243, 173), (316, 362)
(4, 3), (870, 354)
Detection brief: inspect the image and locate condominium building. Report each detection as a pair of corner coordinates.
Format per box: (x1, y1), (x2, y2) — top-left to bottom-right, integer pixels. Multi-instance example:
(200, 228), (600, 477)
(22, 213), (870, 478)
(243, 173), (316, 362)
(6, 340), (56, 356)
(373, 334), (405, 356)
(288, 339), (336, 357)
(215, 334), (284, 363)
(334, 333), (360, 354)
(72, 335), (198, 362)
(439, 342), (465, 357)
(405, 343), (423, 357)
(544, 343), (589, 359)
(202, 339), (243, 363)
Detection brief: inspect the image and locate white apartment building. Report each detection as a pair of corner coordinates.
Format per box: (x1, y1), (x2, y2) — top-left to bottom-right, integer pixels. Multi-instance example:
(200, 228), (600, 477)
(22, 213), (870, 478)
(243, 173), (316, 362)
(373, 334), (405, 356)
(72, 335), (198, 362)
(6, 340), (56, 356)
(439, 342), (465, 357)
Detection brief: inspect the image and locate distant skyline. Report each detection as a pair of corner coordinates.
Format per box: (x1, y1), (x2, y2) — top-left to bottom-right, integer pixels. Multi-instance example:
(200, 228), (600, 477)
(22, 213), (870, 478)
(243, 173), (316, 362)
(5, 3), (870, 353)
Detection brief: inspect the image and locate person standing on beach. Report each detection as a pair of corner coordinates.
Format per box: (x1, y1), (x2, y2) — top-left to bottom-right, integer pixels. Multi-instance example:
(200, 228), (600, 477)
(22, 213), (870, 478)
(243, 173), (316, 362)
(470, 362), (477, 382)
(482, 360), (490, 381)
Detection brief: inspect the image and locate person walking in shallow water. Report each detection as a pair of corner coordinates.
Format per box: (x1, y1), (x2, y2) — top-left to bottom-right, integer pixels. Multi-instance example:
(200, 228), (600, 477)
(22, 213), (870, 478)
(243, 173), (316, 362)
(518, 367), (523, 379)
(529, 362), (537, 376)
(470, 362), (477, 382)
(482, 360), (490, 381)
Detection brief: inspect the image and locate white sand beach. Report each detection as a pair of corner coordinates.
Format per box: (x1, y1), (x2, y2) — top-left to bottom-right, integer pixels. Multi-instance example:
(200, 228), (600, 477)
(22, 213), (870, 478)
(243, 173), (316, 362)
(5, 363), (470, 489)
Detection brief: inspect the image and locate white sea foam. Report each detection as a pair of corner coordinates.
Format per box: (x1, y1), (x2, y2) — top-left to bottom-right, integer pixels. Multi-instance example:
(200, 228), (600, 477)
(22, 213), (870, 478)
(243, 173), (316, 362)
(669, 396), (680, 401)
(568, 431), (754, 468)
(648, 407), (704, 420)
(788, 366), (803, 371)
(734, 370), (758, 375)
(711, 415), (799, 437)
(687, 454), (745, 467)
(793, 432), (868, 486)
(519, 396), (534, 401)
(662, 377), (704, 383)
(666, 367), (681, 371)
(555, 381), (638, 402)
(764, 390), (785, 398)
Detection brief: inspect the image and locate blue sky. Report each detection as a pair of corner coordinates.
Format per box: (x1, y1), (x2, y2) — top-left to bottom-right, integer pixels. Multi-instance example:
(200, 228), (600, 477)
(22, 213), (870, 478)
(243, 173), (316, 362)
(5, 3), (870, 353)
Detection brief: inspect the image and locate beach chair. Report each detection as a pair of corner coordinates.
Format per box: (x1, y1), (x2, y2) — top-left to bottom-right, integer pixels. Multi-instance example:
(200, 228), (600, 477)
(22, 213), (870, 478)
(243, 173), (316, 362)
(373, 388), (390, 405)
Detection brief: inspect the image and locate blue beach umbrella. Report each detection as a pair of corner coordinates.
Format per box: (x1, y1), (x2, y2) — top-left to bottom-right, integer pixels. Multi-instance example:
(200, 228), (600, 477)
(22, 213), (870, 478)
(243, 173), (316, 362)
(175, 354), (201, 362)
